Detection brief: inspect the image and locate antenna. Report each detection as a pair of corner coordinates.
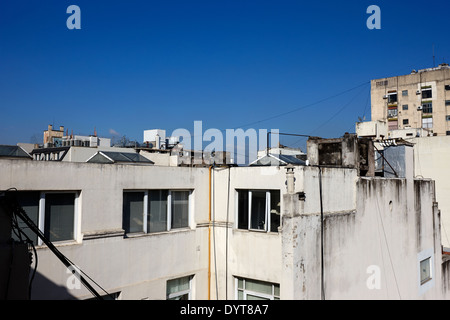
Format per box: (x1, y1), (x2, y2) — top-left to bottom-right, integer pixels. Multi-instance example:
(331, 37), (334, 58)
(433, 44), (436, 68)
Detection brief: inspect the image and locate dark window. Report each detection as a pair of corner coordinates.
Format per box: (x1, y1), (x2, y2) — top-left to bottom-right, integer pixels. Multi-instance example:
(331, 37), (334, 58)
(13, 192), (40, 244)
(123, 192), (144, 233)
(123, 190), (190, 234)
(422, 102), (433, 113)
(402, 90), (408, 96)
(388, 93), (398, 104)
(148, 190), (168, 233)
(171, 191), (189, 229)
(422, 89), (432, 99)
(403, 119), (409, 125)
(402, 105), (409, 110)
(250, 191), (266, 230)
(237, 190), (249, 229)
(44, 193), (75, 242)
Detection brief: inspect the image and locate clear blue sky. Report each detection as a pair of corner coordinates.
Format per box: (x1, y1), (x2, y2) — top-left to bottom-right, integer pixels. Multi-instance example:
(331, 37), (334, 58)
(1, 0), (449, 149)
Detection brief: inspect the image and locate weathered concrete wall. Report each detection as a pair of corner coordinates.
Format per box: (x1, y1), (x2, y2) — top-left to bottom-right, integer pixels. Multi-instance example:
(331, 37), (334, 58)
(411, 136), (450, 248)
(0, 159), (210, 300)
(283, 176), (445, 299)
(1, 159), (446, 300)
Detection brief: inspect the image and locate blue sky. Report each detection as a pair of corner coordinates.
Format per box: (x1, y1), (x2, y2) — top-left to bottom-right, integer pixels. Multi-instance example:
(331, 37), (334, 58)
(1, 0), (449, 150)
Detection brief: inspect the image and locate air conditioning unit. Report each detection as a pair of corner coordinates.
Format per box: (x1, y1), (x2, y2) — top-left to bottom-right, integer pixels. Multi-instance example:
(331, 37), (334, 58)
(383, 95), (388, 99)
(416, 90), (421, 95)
(417, 105), (423, 110)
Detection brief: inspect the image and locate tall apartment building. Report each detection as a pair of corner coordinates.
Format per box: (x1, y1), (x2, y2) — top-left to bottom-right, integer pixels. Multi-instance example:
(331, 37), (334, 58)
(371, 63), (450, 136)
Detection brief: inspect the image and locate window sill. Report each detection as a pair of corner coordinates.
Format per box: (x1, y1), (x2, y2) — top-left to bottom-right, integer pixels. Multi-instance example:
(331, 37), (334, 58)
(234, 228), (280, 235)
(124, 228), (193, 238)
(35, 239), (80, 249)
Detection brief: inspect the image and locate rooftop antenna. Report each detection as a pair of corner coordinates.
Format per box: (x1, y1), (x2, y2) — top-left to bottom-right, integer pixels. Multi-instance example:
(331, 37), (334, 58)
(433, 44), (436, 68)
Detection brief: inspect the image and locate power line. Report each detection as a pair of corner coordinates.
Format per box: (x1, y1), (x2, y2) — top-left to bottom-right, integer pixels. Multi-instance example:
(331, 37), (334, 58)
(236, 81), (371, 130)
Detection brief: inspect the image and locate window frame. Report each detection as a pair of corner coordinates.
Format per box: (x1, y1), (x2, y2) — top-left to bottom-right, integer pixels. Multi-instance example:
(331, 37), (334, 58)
(421, 88), (432, 99)
(122, 189), (192, 235)
(235, 277), (280, 300)
(13, 191), (79, 246)
(420, 257), (432, 285)
(166, 275), (193, 300)
(236, 189), (281, 233)
(422, 102), (433, 114)
(422, 117), (433, 129)
(417, 248), (435, 295)
(387, 108), (398, 118)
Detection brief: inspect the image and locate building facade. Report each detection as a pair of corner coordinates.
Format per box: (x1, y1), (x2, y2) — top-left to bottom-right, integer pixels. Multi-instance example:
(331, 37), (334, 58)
(2, 134), (450, 300)
(371, 64), (450, 136)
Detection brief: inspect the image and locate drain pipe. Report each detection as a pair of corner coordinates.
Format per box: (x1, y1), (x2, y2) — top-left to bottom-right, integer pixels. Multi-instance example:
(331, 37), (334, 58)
(208, 165), (212, 300)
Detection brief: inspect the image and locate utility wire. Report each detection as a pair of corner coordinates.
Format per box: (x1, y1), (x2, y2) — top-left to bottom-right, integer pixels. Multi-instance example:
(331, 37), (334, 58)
(0, 189), (111, 300)
(374, 188), (402, 299)
(235, 81), (370, 130)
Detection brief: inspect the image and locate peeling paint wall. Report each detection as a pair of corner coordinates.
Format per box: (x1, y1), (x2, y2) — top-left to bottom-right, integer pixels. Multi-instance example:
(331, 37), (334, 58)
(282, 174), (446, 299)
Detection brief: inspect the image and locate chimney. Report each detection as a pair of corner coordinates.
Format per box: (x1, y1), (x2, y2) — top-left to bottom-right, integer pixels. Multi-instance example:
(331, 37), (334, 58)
(286, 164), (295, 194)
(59, 126), (64, 132)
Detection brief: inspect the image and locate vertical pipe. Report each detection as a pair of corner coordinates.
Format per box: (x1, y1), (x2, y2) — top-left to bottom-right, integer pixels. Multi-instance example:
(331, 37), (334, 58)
(208, 166), (212, 300)
(319, 166), (325, 300)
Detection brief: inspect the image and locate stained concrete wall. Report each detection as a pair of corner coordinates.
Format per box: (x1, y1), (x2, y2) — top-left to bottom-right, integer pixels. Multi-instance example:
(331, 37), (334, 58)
(410, 136), (450, 249)
(0, 159), (210, 300)
(0, 159), (447, 300)
(282, 172), (446, 299)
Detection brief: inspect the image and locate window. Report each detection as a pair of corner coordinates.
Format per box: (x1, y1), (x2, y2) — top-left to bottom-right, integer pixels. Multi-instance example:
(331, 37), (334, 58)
(13, 192), (40, 244)
(171, 191), (190, 229)
(44, 193), (75, 242)
(167, 276), (192, 300)
(418, 249), (434, 295)
(13, 191), (78, 245)
(387, 93), (397, 104)
(403, 119), (409, 125)
(446, 100), (450, 106)
(148, 190), (168, 233)
(420, 258), (432, 284)
(237, 190), (280, 232)
(236, 277), (280, 300)
(422, 88), (432, 99)
(123, 190), (191, 234)
(445, 85), (450, 91)
(122, 191), (145, 234)
(402, 90), (408, 96)
(422, 117), (433, 129)
(422, 102), (433, 113)
(402, 105), (409, 110)
(447, 131), (450, 136)
(446, 115), (450, 121)
(387, 108), (398, 118)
